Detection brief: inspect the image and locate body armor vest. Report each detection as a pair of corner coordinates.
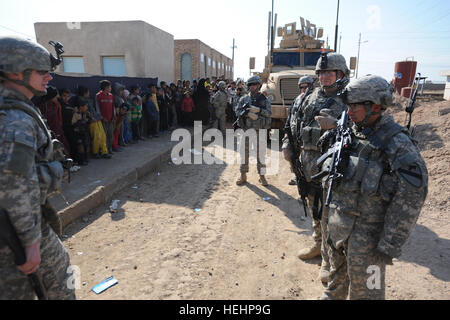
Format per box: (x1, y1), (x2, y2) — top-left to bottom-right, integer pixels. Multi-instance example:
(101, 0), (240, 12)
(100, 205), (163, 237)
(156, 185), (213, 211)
(0, 98), (64, 201)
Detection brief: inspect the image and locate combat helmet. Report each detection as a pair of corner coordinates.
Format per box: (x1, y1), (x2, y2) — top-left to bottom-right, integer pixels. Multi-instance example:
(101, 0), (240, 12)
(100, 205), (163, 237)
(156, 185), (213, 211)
(342, 75), (393, 127)
(0, 36), (63, 96)
(218, 81), (227, 89)
(298, 75), (314, 87)
(343, 75), (393, 108)
(315, 52), (350, 77)
(246, 75), (263, 86)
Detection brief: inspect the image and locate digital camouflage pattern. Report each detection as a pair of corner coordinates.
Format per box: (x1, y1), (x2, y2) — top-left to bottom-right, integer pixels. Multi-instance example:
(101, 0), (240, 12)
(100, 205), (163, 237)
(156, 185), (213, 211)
(315, 53), (350, 77)
(235, 92), (271, 130)
(246, 75), (263, 85)
(296, 88), (347, 182)
(0, 83), (76, 300)
(320, 113), (428, 300)
(282, 86), (347, 280)
(235, 91), (271, 175)
(0, 36), (53, 73)
(298, 75), (314, 86)
(211, 89), (228, 134)
(343, 75), (393, 108)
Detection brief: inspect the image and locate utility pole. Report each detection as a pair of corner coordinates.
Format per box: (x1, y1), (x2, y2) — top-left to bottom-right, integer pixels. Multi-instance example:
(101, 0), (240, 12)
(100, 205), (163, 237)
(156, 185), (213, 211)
(339, 32), (342, 53)
(231, 38), (237, 78)
(356, 33), (368, 79)
(267, 11), (271, 55)
(334, 0), (340, 52)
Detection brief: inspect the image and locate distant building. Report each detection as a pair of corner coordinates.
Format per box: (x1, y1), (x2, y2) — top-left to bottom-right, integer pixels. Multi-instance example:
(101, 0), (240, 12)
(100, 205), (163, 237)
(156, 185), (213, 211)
(34, 21), (174, 82)
(441, 70), (450, 101)
(174, 39), (233, 83)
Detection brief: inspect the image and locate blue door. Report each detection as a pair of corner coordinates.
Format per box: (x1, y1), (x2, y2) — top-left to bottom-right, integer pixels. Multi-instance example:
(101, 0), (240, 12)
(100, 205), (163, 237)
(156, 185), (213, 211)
(181, 53), (192, 82)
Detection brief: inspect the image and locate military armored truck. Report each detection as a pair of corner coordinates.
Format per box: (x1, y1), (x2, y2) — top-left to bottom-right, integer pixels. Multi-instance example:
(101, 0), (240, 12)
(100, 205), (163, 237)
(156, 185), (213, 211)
(261, 19), (333, 131)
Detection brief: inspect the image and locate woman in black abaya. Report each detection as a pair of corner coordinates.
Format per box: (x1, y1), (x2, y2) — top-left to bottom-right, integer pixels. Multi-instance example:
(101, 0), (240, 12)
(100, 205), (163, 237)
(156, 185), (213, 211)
(192, 78), (211, 126)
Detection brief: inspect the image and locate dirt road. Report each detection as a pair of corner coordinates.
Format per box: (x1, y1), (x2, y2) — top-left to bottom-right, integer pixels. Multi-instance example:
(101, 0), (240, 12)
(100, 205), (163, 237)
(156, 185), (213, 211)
(63, 123), (449, 299)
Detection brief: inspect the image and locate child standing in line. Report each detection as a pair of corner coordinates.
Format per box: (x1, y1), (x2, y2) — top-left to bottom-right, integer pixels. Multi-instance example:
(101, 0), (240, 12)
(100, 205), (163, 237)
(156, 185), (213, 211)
(71, 98), (93, 165)
(180, 91), (195, 126)
(130, 96), (142, 142)
(122, 89), (133, 144)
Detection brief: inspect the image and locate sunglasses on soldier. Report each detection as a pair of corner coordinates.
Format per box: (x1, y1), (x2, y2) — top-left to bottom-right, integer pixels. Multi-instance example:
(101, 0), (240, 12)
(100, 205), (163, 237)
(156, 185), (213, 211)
(36, 70), (50, 76)
(348, 101), (373, 111)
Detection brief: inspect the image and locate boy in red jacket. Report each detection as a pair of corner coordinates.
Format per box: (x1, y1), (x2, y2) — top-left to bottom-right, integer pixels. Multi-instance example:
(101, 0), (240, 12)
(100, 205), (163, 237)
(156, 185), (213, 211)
(180, 91), (195, 126)
(96, 80), (115, 155)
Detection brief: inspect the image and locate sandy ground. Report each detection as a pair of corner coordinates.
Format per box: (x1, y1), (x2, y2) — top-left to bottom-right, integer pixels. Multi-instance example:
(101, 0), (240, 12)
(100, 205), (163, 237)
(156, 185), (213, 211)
(63, 97), (449, 300)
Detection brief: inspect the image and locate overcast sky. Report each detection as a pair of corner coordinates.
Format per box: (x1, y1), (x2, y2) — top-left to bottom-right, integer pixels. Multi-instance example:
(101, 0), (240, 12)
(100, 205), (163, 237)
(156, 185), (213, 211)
(1, 0), (449, 82)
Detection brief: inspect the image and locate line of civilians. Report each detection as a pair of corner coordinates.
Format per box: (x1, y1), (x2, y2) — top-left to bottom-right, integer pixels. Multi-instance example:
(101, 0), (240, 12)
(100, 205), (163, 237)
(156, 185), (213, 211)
(33, 77), (248, 170)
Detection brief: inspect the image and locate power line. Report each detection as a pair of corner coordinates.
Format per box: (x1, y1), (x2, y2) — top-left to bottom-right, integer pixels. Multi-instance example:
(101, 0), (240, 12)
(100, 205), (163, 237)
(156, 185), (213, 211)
(365, 30), (450, 35)
(368, 36), (450, 40)
(426, 10), (450, 27)
(0, 24), (35, 39)
(413, 0), (450, 28)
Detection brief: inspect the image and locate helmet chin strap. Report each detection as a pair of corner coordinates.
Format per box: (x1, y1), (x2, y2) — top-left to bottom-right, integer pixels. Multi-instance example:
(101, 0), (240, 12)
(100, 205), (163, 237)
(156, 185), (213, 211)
(321, 77), (349, 94)
(1, 70), (47, 97)
(355, 102), (382, 128)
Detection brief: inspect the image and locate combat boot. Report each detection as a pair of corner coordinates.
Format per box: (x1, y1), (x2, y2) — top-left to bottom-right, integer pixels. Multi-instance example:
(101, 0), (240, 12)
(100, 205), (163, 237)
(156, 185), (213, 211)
(319, 259), (331, 283)
(259, 175), (268, 186)
(297, 242), (321, 260)
(236, 173), (247, 186)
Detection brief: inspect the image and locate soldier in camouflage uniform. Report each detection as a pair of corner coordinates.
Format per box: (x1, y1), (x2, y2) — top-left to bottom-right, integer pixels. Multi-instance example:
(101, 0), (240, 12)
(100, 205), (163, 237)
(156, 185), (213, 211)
(235, 76), (271, 186)
(316, 75), (428, 299)
(282, 53), (350, 283)
(0, 36), (76, 300)
(211, 81), (228, 134)
(284, 75), (315, 186)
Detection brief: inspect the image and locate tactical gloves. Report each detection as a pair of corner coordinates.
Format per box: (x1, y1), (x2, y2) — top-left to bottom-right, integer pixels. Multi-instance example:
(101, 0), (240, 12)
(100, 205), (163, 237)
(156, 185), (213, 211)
(247, 112), (259, 121)
(249, 106), (261, 113)
(315, 108), (338, 130)
(247, 106), (261, 121)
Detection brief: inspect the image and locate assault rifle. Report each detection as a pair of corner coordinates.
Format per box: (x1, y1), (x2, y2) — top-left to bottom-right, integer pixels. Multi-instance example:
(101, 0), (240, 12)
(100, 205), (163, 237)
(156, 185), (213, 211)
(312, 110), (352, 206)
(405, 73), (426, 137)
(284, 88), (311, 217)
(0, 209), (48, 300)
(233, 102), (250, 130)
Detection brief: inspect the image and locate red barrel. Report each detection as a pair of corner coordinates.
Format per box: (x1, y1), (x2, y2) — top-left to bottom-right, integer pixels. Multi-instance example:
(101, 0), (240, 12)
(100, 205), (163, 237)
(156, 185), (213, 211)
(393, 60), (417, 95)
(401, 87), (412, 99)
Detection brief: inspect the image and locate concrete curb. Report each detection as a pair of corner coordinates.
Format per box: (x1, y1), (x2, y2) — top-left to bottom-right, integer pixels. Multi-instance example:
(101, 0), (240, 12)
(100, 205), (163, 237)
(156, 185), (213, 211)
(59, 146), (173, 228)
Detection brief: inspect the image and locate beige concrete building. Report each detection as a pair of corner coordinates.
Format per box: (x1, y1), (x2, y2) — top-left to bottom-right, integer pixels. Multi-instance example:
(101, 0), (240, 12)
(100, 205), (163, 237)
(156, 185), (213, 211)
(174, 39), (233, 82)
(34, 20), (174, 82)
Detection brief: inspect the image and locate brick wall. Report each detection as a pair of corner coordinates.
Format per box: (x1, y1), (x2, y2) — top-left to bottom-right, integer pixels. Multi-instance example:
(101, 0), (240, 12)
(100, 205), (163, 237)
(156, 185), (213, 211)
(174, 39), (233, 82)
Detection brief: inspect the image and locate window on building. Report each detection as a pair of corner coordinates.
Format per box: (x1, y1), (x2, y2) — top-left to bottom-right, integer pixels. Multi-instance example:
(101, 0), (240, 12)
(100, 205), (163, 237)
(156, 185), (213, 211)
(102, 56), (126, 76)
(213, 61), (216, 69)
(208, 57), (211, 66)
(62, 57), (85, 73)
(200, 53), (204, 62)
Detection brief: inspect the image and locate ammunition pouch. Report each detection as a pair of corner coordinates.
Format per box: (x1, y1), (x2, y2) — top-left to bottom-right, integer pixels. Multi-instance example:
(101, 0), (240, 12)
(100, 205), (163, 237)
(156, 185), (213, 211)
(244, 115), (271, 130)
(327, 205), (357, 253)
(41, 201), (62, 237)
(301, 126), (322, 151)
(37, 160), (63, 204)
